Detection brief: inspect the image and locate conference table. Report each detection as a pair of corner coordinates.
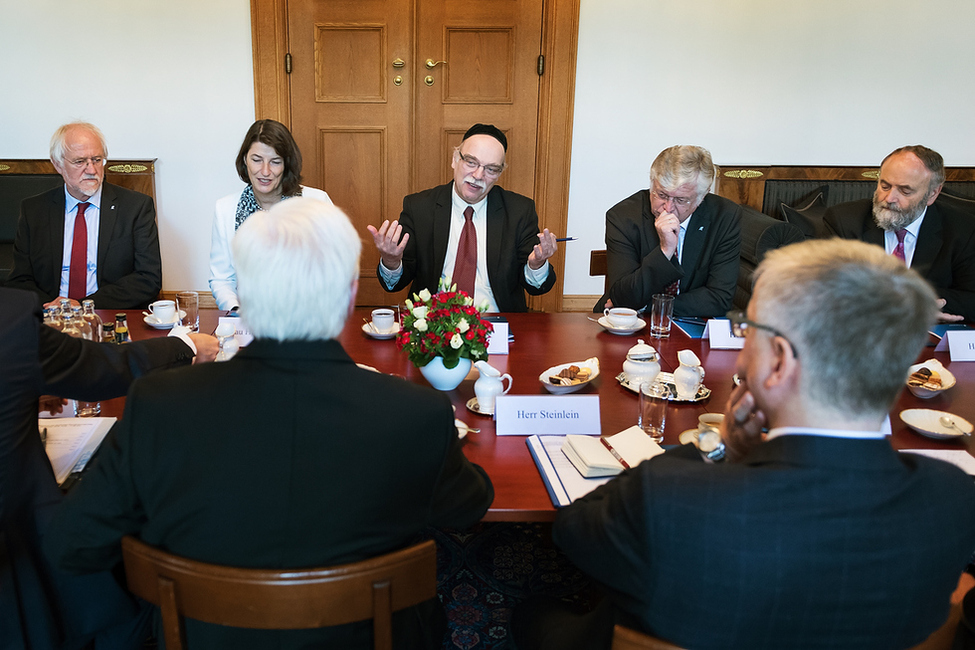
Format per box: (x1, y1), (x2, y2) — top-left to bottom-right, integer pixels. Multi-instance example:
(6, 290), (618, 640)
(102, 309), (975, 522)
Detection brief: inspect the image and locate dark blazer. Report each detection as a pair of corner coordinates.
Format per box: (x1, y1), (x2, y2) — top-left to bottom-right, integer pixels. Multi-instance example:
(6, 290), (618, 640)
(552, 436), (975, 650)
(0, 288), (193, 650)
(45, 337), (494, 649)
(379, 182), (557, 312)
(6, 182), (162, 309)
(824, 199), (975, 321)
(598, 191), (741, 316)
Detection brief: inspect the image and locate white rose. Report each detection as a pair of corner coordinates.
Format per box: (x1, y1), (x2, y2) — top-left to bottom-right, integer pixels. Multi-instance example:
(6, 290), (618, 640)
(478, 300), (491, 312)
(415, 318), (428, 332)
(405, 298), (414, 309)
(450, 333), (464, 349)
(412, 306), (428, 320)
(418, 288), (432, 302)
(457, 319), (470, 333)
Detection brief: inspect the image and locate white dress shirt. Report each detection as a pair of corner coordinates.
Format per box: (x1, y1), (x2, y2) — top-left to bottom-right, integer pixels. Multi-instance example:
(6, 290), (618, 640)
(59, 187), (102, 298)
(883, 208), (926, 268)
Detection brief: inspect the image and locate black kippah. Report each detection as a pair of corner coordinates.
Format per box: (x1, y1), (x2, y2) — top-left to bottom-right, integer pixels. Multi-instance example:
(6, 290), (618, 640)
(462, 123), (507, 151)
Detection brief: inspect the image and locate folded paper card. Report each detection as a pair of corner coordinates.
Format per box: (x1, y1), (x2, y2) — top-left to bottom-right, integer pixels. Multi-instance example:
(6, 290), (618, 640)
(561, 425), (665, 478)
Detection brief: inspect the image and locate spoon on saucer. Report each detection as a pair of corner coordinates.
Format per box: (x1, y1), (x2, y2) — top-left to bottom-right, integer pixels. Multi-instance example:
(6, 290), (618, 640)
(939, 415), (970, 436)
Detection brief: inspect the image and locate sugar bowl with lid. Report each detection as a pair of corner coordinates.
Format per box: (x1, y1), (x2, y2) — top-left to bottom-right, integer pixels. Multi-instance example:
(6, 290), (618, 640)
(622, 339), (661, 387)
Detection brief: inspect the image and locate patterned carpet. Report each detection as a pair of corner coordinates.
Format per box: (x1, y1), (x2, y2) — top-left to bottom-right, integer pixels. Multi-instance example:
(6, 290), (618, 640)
(433, 522), (594, 650)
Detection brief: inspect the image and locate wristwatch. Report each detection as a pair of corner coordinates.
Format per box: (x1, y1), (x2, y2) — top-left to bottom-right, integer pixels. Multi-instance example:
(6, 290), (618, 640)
(698, 428), (726, 463)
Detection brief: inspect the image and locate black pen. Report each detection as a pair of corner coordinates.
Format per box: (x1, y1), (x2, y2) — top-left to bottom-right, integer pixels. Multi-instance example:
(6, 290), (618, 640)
(556, 237), (577, 242)
(41, 427), (48, 449)
(674, 317), (708, 325)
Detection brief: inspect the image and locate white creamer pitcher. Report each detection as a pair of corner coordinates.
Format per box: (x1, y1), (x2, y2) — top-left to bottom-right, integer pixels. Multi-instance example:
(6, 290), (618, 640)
(474, 360), (512, 413)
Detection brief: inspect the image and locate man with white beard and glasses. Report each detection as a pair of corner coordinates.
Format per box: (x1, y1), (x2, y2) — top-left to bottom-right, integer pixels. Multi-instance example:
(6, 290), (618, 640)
(366, 123), (557, 312)
(825, 144), (975, 321)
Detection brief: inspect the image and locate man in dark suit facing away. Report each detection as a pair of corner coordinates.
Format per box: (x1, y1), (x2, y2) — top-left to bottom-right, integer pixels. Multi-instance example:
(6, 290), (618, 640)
(515, 239), (975, 650)
(6, 122), (162, 309)
(47, 197), (494, 649)
(367, 123), (557, 312)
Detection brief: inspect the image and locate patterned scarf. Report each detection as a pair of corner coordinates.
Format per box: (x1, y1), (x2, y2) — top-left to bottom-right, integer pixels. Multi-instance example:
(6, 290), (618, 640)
(234, 185), (303, 231)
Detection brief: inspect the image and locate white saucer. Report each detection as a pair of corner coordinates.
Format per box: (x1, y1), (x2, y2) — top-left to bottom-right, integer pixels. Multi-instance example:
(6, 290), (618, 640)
(144, 311), (186, 330)
(362, 322), (400, 340)
(900, 409), (972, 440)
(466, 397), (494, 416)
(616, 372), (711, 402)
(678, 429), (700, 447)
(597, 316), (646, 336)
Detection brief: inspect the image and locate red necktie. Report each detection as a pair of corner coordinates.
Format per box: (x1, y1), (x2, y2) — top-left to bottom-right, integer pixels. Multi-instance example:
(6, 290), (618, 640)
(892, 229), (907, 263)
(663, 279), (680, 297)
(68, 202), (90, 300)
(453, 206), (477, 297)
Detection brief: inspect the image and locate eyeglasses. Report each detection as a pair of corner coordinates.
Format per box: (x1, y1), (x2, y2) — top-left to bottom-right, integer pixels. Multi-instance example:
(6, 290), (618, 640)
(458, 152), (504, 178)
(66, 157), (105, 169)
(726, 310), (798, 358)
(650, 189), (694, 208)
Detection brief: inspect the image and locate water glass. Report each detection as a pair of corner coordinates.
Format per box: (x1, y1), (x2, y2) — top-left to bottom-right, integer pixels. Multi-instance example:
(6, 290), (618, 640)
(639, 381), (671, 443)
(650, 294), (674, 338)
(177, 291), (199, 331)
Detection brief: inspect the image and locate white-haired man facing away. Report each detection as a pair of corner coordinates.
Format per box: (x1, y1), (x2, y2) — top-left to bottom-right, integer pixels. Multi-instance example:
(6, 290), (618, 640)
(47, 198), (494, 649)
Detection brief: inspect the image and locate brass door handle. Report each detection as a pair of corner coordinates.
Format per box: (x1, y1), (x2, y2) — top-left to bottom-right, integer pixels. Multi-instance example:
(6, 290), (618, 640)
(392, 58), (405, 68)
(425, 59), (447, 69)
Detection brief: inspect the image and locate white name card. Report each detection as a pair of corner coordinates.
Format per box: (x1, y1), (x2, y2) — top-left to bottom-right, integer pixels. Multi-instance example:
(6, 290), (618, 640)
(495, 395), (600, 436)
(704, 318), (744, 350)
(948, 330), (975, 361)
(487, 321), (509, 355)
(219, 316), (254, 347)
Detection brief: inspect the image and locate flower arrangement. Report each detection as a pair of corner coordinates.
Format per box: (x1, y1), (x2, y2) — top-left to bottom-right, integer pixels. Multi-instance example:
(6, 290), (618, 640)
(397, 282), (493, 369)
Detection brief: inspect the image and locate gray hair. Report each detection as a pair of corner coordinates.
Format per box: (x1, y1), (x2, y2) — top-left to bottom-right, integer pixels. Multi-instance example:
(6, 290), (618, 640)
(881, 145), (945, 194)
(650, 145), (715, 201)
(752, 239), (937, 416)
(233, 197), (361, 341)
(49, 122), (108, 164)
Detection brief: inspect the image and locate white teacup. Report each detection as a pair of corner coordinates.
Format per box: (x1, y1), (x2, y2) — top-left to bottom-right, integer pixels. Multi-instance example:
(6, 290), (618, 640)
(604, 307), (639, 329)
(148, 300), (177, 323)
(698, 413), (724, 433)
(371, 308), (396, 334)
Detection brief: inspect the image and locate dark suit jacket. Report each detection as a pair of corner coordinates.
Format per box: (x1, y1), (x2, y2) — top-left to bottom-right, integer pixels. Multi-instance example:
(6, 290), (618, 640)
(824, 199), (975, 321)
(45, 337), (494, 649)
(0, 288), (193, 650)
(379, 182), (557, 312)
(7, 182), (162, 309)
(598, 191), (741, 316)
(553, 436), (975, 650)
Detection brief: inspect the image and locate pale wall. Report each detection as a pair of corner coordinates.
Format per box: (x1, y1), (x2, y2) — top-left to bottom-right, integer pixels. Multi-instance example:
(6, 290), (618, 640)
(3, 0), (973, 298)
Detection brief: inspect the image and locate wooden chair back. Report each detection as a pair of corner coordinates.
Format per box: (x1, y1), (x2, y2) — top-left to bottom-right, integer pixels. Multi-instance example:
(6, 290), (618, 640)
(121, 535), (437, 650)
(589, 249), (607, 277)
(611, 624), (687, 650)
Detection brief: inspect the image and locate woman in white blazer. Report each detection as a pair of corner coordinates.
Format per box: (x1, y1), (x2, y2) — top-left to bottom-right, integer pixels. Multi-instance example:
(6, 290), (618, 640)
(209, 120), (332, 311)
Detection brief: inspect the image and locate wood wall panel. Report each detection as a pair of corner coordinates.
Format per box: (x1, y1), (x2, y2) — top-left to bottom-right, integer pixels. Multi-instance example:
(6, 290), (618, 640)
(315, 25), (386, 102)
(443, 28), (514, 103)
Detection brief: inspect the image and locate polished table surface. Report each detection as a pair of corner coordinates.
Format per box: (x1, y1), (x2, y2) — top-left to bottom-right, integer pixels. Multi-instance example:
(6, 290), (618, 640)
(104, 309), (975, 522)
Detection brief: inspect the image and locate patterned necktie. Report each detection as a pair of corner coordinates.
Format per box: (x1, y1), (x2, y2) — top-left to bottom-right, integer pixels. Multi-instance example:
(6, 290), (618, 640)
(892, 228), (907, 263)
(68, 202), (90, 300)
(663, 279), (680, 297)
(453, 206), (477, 297)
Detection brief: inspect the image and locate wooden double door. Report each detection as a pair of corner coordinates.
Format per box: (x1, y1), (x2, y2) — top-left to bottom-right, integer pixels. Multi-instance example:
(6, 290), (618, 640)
(252, 0), (578, 310)
(288, 0), (542, 306)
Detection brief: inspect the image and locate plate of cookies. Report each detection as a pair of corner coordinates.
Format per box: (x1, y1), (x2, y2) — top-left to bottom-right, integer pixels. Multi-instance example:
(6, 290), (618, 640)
(540, 357), (600, 394)
(906, 359), (955, 399)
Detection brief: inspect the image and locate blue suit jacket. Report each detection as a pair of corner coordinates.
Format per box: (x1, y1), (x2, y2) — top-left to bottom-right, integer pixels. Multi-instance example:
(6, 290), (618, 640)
(554, 436), (975, 650)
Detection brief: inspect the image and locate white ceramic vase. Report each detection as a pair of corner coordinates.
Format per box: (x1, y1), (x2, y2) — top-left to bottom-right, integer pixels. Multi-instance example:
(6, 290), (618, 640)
(419, 356), (472, 391)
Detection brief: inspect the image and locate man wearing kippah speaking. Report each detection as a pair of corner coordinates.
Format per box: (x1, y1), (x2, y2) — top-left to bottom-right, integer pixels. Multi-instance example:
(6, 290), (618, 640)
(367, 124), (557, 312)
